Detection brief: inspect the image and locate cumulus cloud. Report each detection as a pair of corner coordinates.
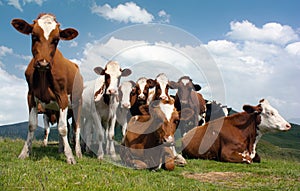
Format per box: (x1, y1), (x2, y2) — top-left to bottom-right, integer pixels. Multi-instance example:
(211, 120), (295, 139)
(227, 20), (299, 45)
(91, 2), (154, 24)
(158, 10), (170, 23)
(207, 21), (300, 119)
(7, 0), (45, 12)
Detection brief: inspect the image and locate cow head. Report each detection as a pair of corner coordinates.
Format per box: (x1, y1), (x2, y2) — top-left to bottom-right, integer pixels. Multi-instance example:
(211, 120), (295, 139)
(243, 99), (291, 133)
(94, 61), (132, 95)
(150, 99), (180, 145)
(154, 73), (172, 101)
(134, 77), (154, 102)
(11, 13), (78, 70)
(169, 76), (201, 105)
(118, 81), (135, 109)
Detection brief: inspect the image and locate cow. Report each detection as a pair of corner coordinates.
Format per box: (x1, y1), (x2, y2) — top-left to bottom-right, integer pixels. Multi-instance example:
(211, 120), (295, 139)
(81, 61), (131, 160)
(116, 81), (136, 136)
(11, 13), (83, 164)
(129, 77), (155, 117)
(181, 99), (291, 163)
(201, 100), (231, 124)
(169, 76), (206, 136)
(120, 99), (182, 170)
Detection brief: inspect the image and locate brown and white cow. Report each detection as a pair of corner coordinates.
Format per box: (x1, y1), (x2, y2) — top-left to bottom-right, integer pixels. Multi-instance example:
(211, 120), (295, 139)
(81, 61), (131, 160)
(129, 77), (155, 117)
(120, 99), (181, 170)
(169, 76), (206, 136)
(182, 99), (291, 163)
(12, 13), (83, 164)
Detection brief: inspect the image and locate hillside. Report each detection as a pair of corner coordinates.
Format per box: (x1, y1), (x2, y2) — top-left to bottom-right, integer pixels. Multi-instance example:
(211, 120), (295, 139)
(1, 121), (299, 152)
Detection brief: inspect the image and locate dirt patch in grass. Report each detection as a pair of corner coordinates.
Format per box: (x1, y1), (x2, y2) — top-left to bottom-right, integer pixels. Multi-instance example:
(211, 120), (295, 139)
(183, 171), (250, 184)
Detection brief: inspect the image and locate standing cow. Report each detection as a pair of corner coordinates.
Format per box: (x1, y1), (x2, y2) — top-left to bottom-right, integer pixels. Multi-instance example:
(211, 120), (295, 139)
(81, 61), (131, 160)
(182, 99), (291, 163)
(11, 13), (83, 164)
(169, 76), (206, 136)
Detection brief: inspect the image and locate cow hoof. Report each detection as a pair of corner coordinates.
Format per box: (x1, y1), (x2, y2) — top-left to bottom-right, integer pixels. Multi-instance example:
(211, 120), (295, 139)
(174, 154), (187, 166)
(43, 140), (48, 147)
(97, 155), (104, 160)
(110, 154), (118, 161)
(18, 152), (29, 159)
(67, 157), (76, 164)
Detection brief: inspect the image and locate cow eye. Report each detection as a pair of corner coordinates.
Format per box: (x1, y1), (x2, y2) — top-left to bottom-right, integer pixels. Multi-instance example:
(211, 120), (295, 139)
(31, 35), (39, 43)
(51, 38), (59, 45)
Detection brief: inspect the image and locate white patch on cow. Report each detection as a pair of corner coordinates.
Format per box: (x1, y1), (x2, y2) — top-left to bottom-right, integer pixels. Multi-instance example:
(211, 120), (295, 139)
(105, 61), (122, 94)
(137, 77), (147, 99)
(250, 130), (262, 159)
(156, 73), (169, 100)
(258, 99), (291, 132)
(120, 81), (133, 108)
(29, 107), (38, 128)
(181, 79), (190, 86)
(159, 102), (174, 122)
(37, 14), (57, 40)
(147, 87), (156, 104)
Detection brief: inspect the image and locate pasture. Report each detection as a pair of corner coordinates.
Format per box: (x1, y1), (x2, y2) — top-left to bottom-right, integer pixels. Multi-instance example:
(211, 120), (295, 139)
(1, 138), (299, 190)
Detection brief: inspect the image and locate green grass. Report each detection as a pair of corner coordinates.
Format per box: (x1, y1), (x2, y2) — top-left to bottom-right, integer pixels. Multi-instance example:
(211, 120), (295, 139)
(0, 138), (299, 191)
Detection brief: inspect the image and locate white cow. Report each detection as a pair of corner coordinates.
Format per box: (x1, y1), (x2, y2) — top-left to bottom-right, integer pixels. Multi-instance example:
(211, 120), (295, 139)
(81, 61), (131, 160)
(116, 81), (136, 137)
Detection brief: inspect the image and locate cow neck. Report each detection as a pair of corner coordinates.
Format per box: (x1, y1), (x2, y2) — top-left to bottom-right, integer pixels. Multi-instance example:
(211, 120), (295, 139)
(32, 67), (58, 104)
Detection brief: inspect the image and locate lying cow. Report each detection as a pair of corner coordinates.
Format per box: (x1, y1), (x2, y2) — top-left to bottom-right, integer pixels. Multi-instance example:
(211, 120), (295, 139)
(120, 99), (182, 170)
(12, 13), (83, 164)
(182, 99), (291, 163)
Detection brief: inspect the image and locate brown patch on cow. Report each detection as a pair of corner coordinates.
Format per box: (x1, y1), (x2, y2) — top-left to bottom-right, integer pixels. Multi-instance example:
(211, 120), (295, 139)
(182, 171), (250, 183)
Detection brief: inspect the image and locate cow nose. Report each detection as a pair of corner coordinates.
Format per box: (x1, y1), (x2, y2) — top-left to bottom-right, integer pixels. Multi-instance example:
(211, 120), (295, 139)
(164, 135), (174, 144)
(138, 94), (146, 100)
(122, 103), (131, 109)
(286, 123), (292, 129)
(108, 89), (117, 94)
(160, 95), (168, 100)
(38, 59), (50, 67)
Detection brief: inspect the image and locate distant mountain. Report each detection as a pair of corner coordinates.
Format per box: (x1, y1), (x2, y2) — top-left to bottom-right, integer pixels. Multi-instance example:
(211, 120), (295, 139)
(0, 121), (59, 141)
(288, 118), (300, 125)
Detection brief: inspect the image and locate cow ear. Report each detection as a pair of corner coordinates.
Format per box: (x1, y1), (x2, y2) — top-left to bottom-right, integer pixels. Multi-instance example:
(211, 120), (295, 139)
(129, 80), (136, 87)
(60, 28), (78, 40)
(194, 84), (201, 91)
(243, 105), (256, 114)
(147, 79), (156, 88)
(168, 81), (178, 89)
(94, 67), (105, 75)
(121, 69), (132, 77)
(11, 19), (33, 35)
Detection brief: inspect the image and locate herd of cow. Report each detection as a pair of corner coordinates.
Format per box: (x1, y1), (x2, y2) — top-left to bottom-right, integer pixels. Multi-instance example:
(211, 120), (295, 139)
(11, 13), (292, 170)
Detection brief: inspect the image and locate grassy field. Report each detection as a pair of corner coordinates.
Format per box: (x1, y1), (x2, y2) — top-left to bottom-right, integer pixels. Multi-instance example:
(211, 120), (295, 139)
(0, 138), (299, 191)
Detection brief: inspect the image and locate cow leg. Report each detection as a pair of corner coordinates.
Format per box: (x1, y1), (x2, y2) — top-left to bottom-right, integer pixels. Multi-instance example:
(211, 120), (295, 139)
(106, 117), (117, 160)
(43, 114), (50, 146)
(58, 108), (76, 164)
(162, 147), (175, 171)
(170, 146), (187, 166)
(221, 148), (252, 164)
(19, 107), (38, 159)
(74, 122), (82, 158)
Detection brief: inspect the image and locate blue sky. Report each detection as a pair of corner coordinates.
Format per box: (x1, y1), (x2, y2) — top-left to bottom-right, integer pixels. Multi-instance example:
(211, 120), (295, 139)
(0, 0), (300, 125)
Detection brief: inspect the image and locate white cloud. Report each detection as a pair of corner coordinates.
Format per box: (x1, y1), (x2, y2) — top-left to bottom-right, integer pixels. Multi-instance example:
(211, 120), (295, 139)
(158, 10), (170, 23)
(0, 67), (27, 125)
(91, 2), (154, 24)
(285, 42), (300, 56)
(7, 0), (45, 12)
(206, 21), (300, 119)
(227, 20), (299, 45)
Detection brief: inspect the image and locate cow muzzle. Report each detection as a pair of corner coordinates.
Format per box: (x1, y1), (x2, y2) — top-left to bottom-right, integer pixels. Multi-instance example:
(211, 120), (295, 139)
(163, 135), (175, 146)
(36, 59), (50, 70)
